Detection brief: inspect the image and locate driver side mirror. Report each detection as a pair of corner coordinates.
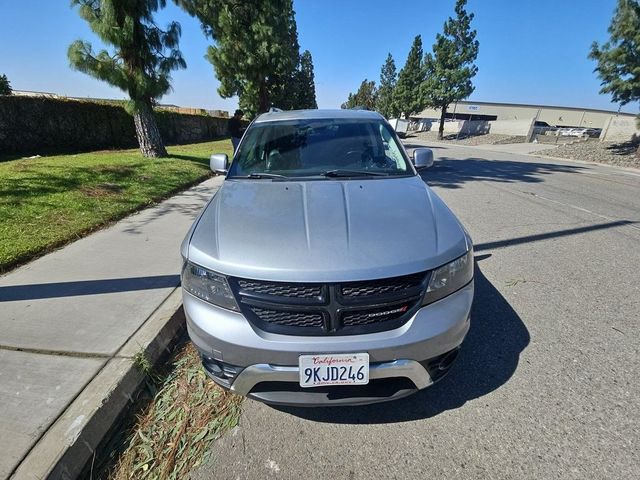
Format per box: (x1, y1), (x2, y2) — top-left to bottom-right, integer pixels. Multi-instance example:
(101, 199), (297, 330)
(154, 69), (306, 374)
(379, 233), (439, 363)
(210, 154), (229, 175)
(413, 148), (434, 170)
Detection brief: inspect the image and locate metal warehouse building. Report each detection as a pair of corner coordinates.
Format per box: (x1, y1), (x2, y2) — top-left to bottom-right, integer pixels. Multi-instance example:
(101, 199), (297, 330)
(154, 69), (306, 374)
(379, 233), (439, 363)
(416, 100), (636, 129)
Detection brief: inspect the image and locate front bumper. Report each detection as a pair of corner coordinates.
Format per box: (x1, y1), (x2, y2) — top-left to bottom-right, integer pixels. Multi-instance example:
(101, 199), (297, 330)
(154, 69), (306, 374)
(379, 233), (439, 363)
(185, 280), (473, 405)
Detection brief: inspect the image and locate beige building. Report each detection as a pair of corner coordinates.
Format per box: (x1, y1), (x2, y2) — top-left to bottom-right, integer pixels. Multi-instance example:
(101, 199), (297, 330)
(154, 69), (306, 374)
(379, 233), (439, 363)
(416, 100), (636, 129)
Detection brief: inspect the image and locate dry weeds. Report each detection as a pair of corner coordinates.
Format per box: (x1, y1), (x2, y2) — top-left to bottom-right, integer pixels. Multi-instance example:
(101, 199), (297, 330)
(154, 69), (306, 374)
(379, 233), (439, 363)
(104, 343), (242, 480)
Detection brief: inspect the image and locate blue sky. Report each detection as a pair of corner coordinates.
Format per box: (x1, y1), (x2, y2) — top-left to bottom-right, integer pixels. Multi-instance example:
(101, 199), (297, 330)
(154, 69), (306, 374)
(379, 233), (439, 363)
(1, 0), (637, 114)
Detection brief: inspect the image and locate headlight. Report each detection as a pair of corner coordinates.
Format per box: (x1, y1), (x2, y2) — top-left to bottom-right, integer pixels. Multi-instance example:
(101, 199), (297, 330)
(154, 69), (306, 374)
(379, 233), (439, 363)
(181, 262), (240, 311)
(422, 249), (474, 305)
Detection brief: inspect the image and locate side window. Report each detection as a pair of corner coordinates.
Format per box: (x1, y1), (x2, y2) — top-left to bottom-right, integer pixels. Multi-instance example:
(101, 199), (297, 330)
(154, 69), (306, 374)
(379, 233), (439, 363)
(379, 124), (406, 170)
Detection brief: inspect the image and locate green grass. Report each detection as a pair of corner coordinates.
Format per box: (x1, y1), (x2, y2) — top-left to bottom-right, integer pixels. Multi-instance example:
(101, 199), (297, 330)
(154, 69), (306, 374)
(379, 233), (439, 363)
(0, 140), (233, 272)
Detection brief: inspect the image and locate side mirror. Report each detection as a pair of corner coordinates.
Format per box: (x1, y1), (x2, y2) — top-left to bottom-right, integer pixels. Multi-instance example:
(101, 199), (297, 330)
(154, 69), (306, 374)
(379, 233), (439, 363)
(413, 148), (434, 171)
(210, 154), (229, 175)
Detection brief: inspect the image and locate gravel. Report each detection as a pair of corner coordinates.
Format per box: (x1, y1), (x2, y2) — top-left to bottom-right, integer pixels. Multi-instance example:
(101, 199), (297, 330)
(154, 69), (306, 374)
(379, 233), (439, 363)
(410, 130), (526, 146)
(544, 138), (640, 169)
(409, 130), (640, 170)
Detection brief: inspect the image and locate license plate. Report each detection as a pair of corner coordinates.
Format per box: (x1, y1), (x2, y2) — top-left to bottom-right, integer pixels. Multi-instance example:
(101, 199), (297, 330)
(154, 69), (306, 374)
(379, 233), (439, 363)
(298, 353), (369, 388)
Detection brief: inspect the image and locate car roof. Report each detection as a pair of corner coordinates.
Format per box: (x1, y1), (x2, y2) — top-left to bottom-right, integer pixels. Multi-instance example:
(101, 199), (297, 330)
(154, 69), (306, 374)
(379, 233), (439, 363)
(253, 108), (384, 124)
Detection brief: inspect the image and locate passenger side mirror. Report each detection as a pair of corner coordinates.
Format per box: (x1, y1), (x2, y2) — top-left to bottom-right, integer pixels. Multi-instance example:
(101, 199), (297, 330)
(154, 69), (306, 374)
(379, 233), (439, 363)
(413, 148), (434, 171)
(210, 154), (229, 175)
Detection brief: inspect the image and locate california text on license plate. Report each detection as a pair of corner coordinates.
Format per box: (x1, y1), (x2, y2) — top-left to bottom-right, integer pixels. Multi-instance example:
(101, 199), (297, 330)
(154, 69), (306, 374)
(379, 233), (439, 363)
(298, 353), (369, 388)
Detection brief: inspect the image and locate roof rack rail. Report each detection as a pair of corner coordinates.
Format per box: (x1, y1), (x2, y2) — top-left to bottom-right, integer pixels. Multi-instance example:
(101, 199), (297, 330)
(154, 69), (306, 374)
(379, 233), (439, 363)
(268, 107), (283, 113)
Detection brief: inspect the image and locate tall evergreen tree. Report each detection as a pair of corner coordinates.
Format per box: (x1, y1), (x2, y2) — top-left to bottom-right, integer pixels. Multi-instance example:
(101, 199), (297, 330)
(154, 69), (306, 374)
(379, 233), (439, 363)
(394, 35), (426, 119)
(0, 74), (12, 95)
(422, 0), (479, 140)
(176, 0), (300, 117)
(68, 0), (185, 157)
(296, 50), (318, 109)
(341, 79), (377, 110)
(590, 0), (640, 156)
(268, 7), (302, 111)
(376, 53), (399, 118)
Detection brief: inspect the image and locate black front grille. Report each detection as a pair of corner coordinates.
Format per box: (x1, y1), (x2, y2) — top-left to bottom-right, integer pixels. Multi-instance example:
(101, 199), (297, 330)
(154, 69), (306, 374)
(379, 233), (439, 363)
(229, 271), (429, 336)
(238, 279), (322, 299)
(250, 306), (324, 328)
(341, 273), (425, 299)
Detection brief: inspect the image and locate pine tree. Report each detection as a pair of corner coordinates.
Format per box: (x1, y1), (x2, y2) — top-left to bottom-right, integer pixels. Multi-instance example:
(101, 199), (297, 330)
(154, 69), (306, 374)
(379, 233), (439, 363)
(422, 0), (479, 140)
(0, 74), (12, 95)
(376, 53), (399, 118)
(590, 0), (640, 156)
(268, 7), (302, 111)
(296, 50), (318, 109)
(68, 0), (185, 157)
(341, 79), (377, 110)
(176, 0), (301, 117)
(394, 35), (426, 119)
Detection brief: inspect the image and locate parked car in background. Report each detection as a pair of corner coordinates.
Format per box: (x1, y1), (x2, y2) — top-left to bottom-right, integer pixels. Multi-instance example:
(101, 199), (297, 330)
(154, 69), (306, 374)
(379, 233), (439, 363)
(532, 120), (558, 136)
(181, 109), (473, 406)
(559, 128), (585, 137)
(558, 127), (602, 137)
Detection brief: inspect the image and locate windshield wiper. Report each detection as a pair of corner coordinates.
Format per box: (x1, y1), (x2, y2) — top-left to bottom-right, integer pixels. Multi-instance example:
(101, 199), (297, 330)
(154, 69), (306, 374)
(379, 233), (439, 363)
(236, 172), (288, 179)
(320, 169), (389, 178)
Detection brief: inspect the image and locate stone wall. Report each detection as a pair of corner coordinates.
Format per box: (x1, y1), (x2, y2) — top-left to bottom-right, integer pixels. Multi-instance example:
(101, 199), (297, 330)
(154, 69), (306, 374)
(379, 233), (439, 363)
(440, 118), (533, 137)
(460, 120), (491, 136)
(489, 118), (535, 136)
(600, 115), (640, 143)
(0, 96), (230, 155)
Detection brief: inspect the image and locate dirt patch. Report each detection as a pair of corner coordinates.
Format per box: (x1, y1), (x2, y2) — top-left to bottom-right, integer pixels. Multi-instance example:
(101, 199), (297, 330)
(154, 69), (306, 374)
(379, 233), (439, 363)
(94, 165), (136, 175)
(80, 183), (124, 197)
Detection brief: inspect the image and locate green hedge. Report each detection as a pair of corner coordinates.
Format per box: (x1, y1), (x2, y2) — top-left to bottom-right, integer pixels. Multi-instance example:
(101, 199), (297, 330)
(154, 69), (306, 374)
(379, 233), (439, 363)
(0, 96), (229, 155)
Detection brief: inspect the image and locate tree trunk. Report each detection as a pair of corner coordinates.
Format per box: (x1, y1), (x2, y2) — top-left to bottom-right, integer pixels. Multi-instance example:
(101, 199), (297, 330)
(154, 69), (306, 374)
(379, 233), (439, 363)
(133, 101), (167, 158)
(438, 105), (448, 140)
(259, 80), (269, 113)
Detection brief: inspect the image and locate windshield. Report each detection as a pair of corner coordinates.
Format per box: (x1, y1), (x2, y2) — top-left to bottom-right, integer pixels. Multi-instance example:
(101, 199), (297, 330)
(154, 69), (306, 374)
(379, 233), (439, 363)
(228, 118), (413, 179)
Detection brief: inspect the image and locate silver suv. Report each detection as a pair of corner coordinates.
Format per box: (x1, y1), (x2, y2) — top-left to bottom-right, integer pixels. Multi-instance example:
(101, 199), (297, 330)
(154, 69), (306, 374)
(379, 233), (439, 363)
(181, 109), (473, 406)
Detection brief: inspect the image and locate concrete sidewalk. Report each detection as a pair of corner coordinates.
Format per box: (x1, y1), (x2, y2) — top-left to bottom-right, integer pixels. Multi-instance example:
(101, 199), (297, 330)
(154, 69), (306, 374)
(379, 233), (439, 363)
(0, 176), (223, 479)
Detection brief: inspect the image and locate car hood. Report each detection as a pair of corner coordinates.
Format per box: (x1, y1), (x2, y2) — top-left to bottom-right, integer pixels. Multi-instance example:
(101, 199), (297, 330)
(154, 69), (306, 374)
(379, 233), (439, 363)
(186, 176), (470, 282)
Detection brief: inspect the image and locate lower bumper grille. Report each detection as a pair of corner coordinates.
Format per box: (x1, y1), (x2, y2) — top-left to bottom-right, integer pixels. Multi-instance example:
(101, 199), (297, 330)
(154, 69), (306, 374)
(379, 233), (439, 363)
(229, 271), (429, 336)
(248, 378), (417, 405)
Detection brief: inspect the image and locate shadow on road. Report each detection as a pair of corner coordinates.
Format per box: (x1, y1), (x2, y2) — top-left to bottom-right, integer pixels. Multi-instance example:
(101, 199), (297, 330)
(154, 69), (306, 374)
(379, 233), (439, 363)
(419, 156), (583, 189)
(275, 264), (530, 424)
(474, 220), (637, 251)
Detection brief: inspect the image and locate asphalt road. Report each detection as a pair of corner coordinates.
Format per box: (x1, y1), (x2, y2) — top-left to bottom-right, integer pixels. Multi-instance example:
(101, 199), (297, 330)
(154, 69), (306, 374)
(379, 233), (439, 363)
(191, 142), (640, 480)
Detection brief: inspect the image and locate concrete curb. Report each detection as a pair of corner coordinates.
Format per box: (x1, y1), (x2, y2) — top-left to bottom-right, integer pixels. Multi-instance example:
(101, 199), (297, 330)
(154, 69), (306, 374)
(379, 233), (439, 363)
(11, 288), (185, 480)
